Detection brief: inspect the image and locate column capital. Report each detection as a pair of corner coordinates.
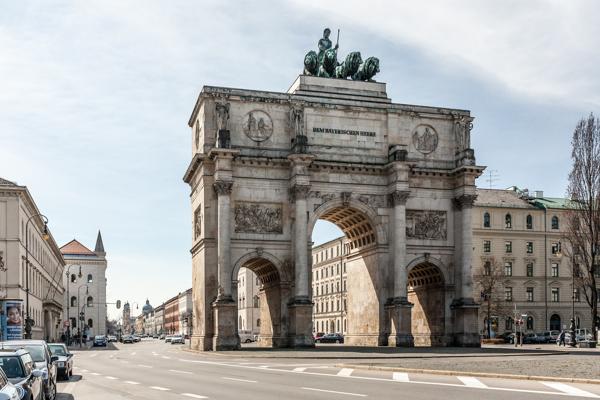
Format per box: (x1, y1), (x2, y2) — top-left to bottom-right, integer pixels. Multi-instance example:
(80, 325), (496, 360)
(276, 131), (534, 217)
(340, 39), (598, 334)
(390, 190), (410, 206)
(453, 194), (477, 210)
(213, 180), (233, 196)
(289, 184), (310, 202)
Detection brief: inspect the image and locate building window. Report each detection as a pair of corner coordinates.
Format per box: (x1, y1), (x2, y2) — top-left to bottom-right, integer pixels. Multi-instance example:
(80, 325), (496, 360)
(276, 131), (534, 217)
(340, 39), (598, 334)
(87, 274), (93, 283)
(551, 288), (560, 302)
(483, 212), (491, 228)
(483, 240), (491, 253)
(526, 287), (534, 302)
(505, 287), (513, 301)
(505, 214), (512, 229)
(483, 261), (491, 276)
(574, 288), (580, 302)
(526, 214), (533, 230)
(504, 262), (512, 276)
(70, 296), (77, 307)
(70, 274), (77, 283)
(551, 242), (561, 255)
(505, 317), (513, 331)
(257, 319), (261, 327)
(505, 241), (512, 253)
(86, 296), (93, 307)
(551, 263), (559, 277)
(87, 318), (93, 328)
(526, 263), (534, 277)
(253, 295), (259, 308)
(526, 242), (533, 254)
(526, 316), (534, 330)
(551, 216), (559, 230)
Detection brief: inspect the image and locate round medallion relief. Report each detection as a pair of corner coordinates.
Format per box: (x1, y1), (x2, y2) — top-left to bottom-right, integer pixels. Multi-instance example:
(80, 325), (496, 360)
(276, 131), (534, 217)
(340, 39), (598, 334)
(412, 124), (438, 154)
(242, 110), (273, 142)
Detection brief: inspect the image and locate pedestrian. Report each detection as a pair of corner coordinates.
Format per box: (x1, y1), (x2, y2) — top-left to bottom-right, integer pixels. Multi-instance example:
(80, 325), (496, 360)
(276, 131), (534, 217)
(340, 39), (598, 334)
(558, 330), (566, 346)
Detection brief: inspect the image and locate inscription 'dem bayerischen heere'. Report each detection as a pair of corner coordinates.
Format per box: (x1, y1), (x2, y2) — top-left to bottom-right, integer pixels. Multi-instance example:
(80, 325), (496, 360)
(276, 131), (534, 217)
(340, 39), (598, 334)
(312, 127), (376, 137)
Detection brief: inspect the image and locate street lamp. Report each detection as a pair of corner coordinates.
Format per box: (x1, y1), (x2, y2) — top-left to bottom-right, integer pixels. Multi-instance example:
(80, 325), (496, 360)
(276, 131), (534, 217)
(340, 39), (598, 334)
(65, 264), (82, 345)
(77, 284), (89, 347)
(571, 254), (577, 347)
(24, 213), (50, 339)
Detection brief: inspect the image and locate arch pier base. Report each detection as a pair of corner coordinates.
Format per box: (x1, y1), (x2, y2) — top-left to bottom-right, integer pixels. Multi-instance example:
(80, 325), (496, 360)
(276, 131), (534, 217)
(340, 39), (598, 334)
(288, 300), (315, 348)
(450, 298), (480, 347)
(212, 299), (241, 351)
(386, 298), (414, 347)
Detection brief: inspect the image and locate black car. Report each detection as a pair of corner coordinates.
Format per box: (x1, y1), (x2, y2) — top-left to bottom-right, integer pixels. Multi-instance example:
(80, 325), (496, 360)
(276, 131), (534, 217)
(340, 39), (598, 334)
(315, 333), (344, 343)
(0, 348), (44, 400)
(93, 336), (107, 347)
(0, 340), (58, 400)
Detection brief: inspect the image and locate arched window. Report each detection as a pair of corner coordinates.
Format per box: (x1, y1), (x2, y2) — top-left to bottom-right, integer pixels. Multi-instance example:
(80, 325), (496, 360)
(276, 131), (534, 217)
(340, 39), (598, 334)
(70, 274), (76, 283)
(551, 216), (559, 230)
(483, 212), (491, 228)
(505, 214), (512, 229)
(253, 295), (259, 308)
(256, 319), (260, 327)
(87, 296), (93, 307)
(526, 214), (533, 230)
(70, 296), (77, 307)
(550, 314), (561, 331)
(87, 318), (93, 328)
(526, 316), (534, 330)
(505, 317), (513, 331)
(87, 274), (93, 283)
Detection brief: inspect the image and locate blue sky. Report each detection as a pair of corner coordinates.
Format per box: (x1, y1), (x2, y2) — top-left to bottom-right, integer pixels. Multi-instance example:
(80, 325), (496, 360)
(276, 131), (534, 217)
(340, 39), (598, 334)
(1, 1), (598, 320)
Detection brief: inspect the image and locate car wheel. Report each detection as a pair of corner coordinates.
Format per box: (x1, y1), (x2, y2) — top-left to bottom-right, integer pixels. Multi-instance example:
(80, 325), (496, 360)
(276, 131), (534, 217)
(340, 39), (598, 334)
(245, 339), (252, 343)
(336, 340), (340, 344)
(45, 380), (57, 400)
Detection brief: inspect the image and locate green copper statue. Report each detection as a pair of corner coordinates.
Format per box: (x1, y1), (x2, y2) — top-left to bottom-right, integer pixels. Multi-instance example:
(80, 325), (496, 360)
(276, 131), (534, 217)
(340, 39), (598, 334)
(303, 28), (380, 82)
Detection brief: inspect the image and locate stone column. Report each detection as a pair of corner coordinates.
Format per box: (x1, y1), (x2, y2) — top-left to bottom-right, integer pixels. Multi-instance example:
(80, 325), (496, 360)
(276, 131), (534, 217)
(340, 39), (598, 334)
(214, 180), (234, 300)
(292, 184), (311, 301)
(451, 193), (480, 347)
(387, 190), (413, 347)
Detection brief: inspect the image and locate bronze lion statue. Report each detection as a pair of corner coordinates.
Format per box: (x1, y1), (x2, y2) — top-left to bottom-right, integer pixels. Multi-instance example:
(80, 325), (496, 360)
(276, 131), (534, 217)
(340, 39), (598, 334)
(335, 51), (362, 79)
(352, 57), (380, 82)
(303, 51), (318, 76)
(317, 48), (337, 78)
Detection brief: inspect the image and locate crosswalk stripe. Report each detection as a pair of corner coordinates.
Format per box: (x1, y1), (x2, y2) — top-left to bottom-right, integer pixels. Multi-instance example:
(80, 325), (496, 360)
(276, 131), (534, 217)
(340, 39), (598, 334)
(124, 381), (139, 385)
(458, 376), (487, 388)
(181, 394), (208, 399)
(337, 368), (354, 377)
(541, 382), (600, 398)
(392, 372), (409, 382)
(293, 367), (307, 372)
(150, 386), (170, 391)
(105, 376), (118, 380)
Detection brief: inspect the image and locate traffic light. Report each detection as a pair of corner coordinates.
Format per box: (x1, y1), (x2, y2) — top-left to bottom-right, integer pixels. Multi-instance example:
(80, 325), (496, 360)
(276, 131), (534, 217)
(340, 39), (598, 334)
(116, 300), (121, 309)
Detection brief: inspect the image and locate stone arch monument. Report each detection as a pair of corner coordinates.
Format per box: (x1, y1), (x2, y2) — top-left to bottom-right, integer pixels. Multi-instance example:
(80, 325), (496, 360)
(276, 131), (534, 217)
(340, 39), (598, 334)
(184, 71), (484, 350)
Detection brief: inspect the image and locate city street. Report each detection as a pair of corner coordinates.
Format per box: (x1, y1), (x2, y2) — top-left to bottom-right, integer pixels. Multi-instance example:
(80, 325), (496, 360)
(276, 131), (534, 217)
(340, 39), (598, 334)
(57, 340), (600, 399)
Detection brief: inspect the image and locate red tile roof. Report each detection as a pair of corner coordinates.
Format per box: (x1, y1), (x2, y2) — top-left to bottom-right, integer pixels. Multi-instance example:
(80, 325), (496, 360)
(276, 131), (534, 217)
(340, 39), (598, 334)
(60, 239), (95, 255)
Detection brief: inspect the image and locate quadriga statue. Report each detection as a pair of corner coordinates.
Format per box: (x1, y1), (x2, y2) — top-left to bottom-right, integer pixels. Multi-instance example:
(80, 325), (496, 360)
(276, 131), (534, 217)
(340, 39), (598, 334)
(335, 51), (362, 79)
(317, 48), (337, 78)
(352, 57), (380, 82)
(304, 51), (318, 76)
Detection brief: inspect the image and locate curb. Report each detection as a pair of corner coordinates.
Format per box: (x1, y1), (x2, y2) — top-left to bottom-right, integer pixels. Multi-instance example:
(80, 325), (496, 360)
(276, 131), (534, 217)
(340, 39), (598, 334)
(336, 363), (600, 385)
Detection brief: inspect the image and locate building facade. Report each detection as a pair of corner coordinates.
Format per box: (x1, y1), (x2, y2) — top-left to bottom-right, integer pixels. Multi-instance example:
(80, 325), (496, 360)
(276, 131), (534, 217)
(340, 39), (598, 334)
(237, 268), (260, 337)
(164, 294), (179, 334)
(178, 289), (193, 337)
(0, 177), (66, 341)
(153, 304), (164, 335)
(61, 231), (107, 338)
(122, 302), (132, 334)
(311, 237), (348, 335)
(473, 187), (600, 336)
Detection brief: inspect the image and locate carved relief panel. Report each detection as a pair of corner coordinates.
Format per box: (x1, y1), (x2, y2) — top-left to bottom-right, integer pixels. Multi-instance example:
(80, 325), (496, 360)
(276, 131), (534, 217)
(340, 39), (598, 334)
(234, 202), (283, 234)
(406, 210), (447, 240)
(194, 205), (202, 239)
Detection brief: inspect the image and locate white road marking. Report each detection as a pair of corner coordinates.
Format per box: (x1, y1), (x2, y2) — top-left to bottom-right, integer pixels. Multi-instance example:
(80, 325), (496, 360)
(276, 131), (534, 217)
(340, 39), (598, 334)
(222, 377), (257, 383)
(80, 369), (88, 373)
(137, 364), (152, 368)
(337, 368), (354, 377)
(124, 381), (140, 385)
(150, 386), (170, 391)
(302, 387), (367, 397)
(392, 372), (409, 382)
(181, 394), (208, 399)
(293, 367), (307, 372)
(130, 352), (136, 356)
(162, 356), (172, 359)
(105, 376), (118, 380)
(169, 369), (193, 374)
(541, 382), (600, 398)
(458, 376), (487, 388)
(90, 372), (100, 376)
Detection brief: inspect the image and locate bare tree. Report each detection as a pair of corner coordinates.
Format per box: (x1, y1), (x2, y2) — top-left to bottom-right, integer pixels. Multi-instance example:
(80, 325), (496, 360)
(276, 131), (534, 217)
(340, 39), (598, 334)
(474, 257), (508, 338)
(565, 113), (600, 341)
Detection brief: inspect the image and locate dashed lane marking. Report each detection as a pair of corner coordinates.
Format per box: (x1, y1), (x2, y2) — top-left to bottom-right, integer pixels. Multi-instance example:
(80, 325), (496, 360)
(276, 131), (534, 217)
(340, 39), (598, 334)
(137, 364), (152, 368)
(162, 356), (172, 359)
(105, 376), (118, 380)
(150, 386), (171, 391)
(90, 372), (100, 376)
(181, 394), (208, 399)
(541, 382), (600, 398)
(80, 369), (88, 373)
(169, 369), (193, 374)
(392, 373), (409, 382)
(222, 377), (257, 383)
(302, 387), (367, 397)
(293, 367), (307, 372)
(458, 377), (487, 388)
(130, 352), (136, 356)
(124, 381), (140, 385)
(337, 368), (354, 377)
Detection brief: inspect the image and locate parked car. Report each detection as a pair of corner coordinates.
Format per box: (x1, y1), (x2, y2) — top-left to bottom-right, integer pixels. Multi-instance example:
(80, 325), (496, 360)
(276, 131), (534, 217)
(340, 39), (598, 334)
(159, 334), (165, 340)
(238, 332), (255, 343)
(107, 335), (118, 343)
(170, 335), (185, 345)
(132, 335), (141, 343)
(0, 362), (35, 400)
(540, 330), (560, 343)
(316, 333), (344, 344)
(122, 335), (134, 344)
(0, 340), (58, 400)
(152, 334), (159, 339)
(93, 335), (107, 347)
(497, 332), (514, 343)
(523, 333), (542, 344)
(165, 335), (173, 343)
(0, 348), (44, 400)
(47, 344), (73, 380)
(313, 332), (325, 341)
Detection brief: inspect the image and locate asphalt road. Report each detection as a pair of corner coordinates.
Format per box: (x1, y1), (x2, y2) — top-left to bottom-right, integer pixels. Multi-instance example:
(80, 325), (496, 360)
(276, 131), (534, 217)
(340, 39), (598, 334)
(56, 340), (600, 399)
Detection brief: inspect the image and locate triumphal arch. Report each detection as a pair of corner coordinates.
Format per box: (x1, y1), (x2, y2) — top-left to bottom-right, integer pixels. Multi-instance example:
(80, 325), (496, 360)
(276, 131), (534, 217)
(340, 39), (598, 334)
(184, 32), (484, 350)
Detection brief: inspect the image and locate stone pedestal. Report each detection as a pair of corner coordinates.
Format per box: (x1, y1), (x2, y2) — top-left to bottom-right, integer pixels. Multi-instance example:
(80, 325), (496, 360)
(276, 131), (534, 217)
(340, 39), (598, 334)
(212, 300), (240, 350)
(288, 300), (314, 348)
(451, 298), (480, 347)
(190, 334), (213, 351)
(386, 298), (414, 347)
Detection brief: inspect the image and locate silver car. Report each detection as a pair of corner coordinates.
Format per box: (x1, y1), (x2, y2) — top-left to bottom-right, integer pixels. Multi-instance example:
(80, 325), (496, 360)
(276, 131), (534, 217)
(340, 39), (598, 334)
(170, 335), (184, 345)
(47, 344), (73, 380)
(0, 366), (25, 400)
